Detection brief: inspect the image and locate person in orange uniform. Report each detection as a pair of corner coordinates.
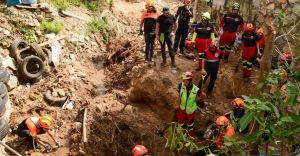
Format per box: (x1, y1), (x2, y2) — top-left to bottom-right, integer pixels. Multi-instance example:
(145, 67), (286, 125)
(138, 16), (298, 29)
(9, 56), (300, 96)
(194, 115), (235, 155)
(241, 23), (259, 81)
(215, 116), (235, 148)
(219, 2), (244, 63)
(255, 28), (266, 67)
(140, 0), (158, 63)
(17, 116), (60, 150)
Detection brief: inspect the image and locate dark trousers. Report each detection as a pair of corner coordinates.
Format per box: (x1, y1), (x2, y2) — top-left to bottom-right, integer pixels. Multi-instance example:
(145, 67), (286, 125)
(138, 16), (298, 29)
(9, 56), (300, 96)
(144, 32), (156, 61)
(159, 33), (175, 64)
(173, 25), (189, 52)
(198, 61), (220, 95)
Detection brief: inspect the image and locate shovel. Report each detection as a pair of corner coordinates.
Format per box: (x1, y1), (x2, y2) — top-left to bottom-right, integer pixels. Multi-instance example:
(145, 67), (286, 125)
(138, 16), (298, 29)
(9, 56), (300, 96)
(0, 141), (22, 156)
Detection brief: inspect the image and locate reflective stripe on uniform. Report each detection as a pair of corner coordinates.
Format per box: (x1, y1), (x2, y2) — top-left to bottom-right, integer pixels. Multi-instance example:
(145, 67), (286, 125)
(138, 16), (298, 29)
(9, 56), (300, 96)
(206, 59), (219, 62)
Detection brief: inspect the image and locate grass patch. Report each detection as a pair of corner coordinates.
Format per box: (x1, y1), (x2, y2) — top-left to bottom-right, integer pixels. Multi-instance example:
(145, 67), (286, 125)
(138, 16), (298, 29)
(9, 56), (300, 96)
(24, 30), (39, 43)
(47, 0), (82, 10)
(88, 17), (111, 43)
(40, 20), (64, 34)
(86, 1), (99, 12)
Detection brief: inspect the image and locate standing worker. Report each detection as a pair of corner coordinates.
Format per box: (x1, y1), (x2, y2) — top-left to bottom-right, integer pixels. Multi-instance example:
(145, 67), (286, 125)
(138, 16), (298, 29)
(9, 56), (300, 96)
(177, 71), (206, 136)
(173, 0), (193, 54)
(140, 0), (158, 63)
(241, 23), (259, 81)
(197, 41), (221, 97)
(194, 12), (215, 70)
(219, 2), (244, 63)
(17, 116), (60, 151)
(255, 28), (266, 67)
(156, 7), (177, 67)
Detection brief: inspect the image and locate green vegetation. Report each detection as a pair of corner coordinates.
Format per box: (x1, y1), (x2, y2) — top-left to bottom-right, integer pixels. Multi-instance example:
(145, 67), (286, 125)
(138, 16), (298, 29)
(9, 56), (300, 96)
(165, 122), (199, 153)
(48, 0), (81, 10)
(24, 30), (38, 43)
(87, 17), (111, 43)
(40, 20), (64, 34)
(86, 1), (99, 12)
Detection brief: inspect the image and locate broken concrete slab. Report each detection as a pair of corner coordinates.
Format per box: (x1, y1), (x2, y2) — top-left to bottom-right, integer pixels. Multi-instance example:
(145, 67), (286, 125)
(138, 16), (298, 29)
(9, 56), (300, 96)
(6, 75), (18, 91)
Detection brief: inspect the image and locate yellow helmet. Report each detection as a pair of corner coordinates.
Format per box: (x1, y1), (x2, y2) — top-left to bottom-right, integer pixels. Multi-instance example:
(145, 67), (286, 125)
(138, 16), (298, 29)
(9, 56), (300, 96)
(146, 0), (155, 7)
(39, 116), (53, 129)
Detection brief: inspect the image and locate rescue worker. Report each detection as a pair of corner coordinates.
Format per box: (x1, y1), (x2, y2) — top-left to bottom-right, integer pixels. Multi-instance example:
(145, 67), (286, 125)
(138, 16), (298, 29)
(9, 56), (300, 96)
(219, 2), (244, 63)
(17, 116), (60, 150)
(194, 116), (235, 155)
(197, 41), (221, 97)
(156, 7), (177, 67)
(177, 71), (205, 136)
(140, 0), (158, 63)
(173, 0), (193, 54)
(224, 98), (249, 133)
(255, 28), (266, 67)
(132, 145), (149, 156)
(241, 23), (259, 81)
(279, 51), (293, 66)
(194, 12), (215, 70)
(215, 116), (235, 148)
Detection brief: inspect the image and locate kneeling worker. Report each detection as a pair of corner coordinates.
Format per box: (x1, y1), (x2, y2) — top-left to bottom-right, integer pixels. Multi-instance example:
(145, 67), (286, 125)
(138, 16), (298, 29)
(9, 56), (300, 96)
(17, 116), (60, 151)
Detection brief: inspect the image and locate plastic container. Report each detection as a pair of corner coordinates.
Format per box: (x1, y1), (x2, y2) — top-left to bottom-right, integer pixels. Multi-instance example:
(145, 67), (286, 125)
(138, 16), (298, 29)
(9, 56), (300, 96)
(22, 0), (38, 4)
(7, 0), (21, 7)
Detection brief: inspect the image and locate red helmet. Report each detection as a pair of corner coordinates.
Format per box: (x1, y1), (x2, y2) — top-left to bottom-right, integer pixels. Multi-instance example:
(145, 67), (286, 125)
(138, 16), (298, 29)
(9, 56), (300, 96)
(246, 23), (254, 33)
(182, 71), (193, 80)
(280, 51), (293, 61)
(232, 98), (245, 107)
(132, 145), (148, 156)
(216, 116), (229, 126)
(184, 0), (191, 4)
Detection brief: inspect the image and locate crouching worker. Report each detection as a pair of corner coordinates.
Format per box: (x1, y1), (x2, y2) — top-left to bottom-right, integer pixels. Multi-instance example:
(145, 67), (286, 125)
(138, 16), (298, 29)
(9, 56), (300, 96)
(224, 98), (249, 133)
(194, 116), (235, 156)
(177, 71), (206, 137)
(17, 116), (61, 151)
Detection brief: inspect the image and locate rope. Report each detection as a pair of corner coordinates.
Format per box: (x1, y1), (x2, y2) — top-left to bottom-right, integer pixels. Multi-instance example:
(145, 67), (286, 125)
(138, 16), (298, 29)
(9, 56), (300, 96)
(32, 136), (38, 156)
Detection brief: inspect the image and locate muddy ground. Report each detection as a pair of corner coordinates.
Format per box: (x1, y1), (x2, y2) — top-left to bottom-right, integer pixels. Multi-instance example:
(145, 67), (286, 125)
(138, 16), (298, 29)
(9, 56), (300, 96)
(1, 0), (261, 155)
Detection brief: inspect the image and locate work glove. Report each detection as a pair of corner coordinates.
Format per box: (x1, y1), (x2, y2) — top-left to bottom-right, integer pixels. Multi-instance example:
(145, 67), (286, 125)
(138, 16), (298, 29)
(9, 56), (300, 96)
(44, 144), (52, 151)
(219, 28), (223, 36)
(55, 141), (61, 147)
(201, 69), (207, 77)
(139, 29), (143, 35)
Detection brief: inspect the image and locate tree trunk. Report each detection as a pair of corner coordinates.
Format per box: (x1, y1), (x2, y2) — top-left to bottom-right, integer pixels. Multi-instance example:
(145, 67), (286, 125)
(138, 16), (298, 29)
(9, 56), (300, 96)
(259, 25), (275, 81)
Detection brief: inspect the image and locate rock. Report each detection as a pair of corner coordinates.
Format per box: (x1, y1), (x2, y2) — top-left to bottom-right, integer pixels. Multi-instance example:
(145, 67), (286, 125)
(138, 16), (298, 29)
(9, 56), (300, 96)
(57, 89), (66, 97)
(266, 3), (275, 10)
(52, 91), (58, 97)
(3, 30), (10, 36)
(77, 72), (86, 78)
(69, 54), (76, 61)
(79, 150), (86, 155)
(289, 0), (299, 3)
(36, 15), (44, 22)
(2, 55), (17, 71)
(29, 93), (38, 101)
(6, 75), (18, 90)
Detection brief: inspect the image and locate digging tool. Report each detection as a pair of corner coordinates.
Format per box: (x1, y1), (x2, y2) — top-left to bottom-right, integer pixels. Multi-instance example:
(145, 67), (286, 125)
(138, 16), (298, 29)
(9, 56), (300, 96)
(0, 141), (22, 156)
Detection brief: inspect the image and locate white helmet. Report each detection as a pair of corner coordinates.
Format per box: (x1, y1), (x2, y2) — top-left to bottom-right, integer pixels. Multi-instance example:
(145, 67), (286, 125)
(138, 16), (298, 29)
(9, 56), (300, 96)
(202, 12), (211, 20)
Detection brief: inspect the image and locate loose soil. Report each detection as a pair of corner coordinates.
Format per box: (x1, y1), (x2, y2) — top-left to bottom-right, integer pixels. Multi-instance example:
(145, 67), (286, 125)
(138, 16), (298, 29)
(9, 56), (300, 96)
(2, 0), (260, 155)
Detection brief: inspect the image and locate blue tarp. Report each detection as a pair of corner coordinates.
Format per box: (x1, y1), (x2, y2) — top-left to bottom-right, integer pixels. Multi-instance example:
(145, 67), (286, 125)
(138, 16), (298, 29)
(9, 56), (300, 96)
(7, 0), (22, 7)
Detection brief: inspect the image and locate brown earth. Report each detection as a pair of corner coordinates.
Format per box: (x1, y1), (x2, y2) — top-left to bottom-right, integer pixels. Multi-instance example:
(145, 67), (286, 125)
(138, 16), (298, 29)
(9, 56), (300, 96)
(2, 0), (261, 156)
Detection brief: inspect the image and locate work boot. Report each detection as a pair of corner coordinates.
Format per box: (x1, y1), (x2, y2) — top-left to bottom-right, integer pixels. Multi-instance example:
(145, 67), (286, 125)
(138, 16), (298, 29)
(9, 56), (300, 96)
(223, 57), (229, 63)
(161, 62), (167, 67)
(171, 63), (176, 68)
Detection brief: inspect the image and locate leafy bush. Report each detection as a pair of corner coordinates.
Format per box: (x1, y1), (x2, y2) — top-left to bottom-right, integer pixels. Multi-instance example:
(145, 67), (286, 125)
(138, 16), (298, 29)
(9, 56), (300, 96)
(48, 0), (82, 10)
(40, 20), (64, 34)
(24, 30), (38, 43)
(165, 122), (199, 153)
(86, 1), (99, 12)
(88, 17), (111, 43)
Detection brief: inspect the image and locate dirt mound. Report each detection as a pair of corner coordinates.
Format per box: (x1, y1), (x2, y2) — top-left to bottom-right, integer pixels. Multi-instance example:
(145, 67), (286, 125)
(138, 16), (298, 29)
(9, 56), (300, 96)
(69, 108), (168, 156)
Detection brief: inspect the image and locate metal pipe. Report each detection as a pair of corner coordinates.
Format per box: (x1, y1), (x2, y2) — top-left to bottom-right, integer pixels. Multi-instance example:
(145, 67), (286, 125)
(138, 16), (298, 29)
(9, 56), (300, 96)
(0, 141), (22, 156)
